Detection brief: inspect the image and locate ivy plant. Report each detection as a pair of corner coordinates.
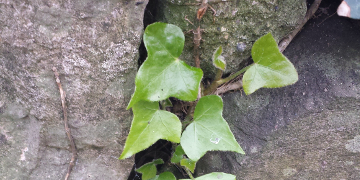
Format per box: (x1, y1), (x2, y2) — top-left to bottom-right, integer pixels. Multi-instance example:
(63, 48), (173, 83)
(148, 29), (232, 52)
(120, 22), (298, 179)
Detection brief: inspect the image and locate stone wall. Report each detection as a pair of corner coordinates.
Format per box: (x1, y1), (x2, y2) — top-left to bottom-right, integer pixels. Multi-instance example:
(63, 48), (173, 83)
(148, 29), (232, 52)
(157, 0), (307, 77)
(0, 0), (148, 179)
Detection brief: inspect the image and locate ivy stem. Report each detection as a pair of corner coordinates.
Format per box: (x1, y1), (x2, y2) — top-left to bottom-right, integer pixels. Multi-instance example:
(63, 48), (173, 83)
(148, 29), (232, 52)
(203, 65), (251, 95)
(214, 68), (223, 82)
(184, 167), (195, 180)
(219, 65), (251, 85)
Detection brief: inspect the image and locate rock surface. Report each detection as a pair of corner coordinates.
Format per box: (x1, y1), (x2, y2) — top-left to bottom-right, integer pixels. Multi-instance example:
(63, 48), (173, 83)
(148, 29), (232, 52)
(0, 0), (148, 179)
(195, 1), (360, 179)
(157, 0), (307, 77)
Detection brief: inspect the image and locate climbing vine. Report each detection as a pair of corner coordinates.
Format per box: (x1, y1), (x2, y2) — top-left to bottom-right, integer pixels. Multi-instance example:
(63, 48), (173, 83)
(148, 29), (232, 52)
(119, 22), (298, 180)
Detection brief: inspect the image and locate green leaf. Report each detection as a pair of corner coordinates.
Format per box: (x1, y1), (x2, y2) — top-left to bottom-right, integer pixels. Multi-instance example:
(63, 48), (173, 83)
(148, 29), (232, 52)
(180, 172), (236, 180)
(120, 101), (181, 159)
(171, 145), (185, 163)
(149, 172), (177, 180)
(212, 46), (226, 71)
(127, 22), (203, 109)
(242, 33), (298, 95)
(136, 159), (164, 180)
(180, 158), (196, 173)
(180, 95), (245, 161)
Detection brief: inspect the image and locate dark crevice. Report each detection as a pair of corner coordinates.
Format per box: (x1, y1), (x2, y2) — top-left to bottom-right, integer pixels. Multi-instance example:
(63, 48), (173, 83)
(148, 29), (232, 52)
(127, 140), (172, 180)
(128, 1), (173, 180)
(137, 0), (158, 68)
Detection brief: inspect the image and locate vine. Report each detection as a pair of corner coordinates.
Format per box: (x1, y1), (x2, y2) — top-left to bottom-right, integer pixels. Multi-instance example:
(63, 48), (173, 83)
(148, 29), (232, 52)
(119, 21), (298, 179)
(115, 1), (323, 179)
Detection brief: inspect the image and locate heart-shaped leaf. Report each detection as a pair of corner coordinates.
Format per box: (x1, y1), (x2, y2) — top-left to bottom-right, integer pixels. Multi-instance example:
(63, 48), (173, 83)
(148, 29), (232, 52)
(180, 95), (245, 161)
(150, 172), (176, 180)
(180, 172), (236, 180)
(127, 22), (203, 109)
(120, 101), (181, 159)
(171, 145), (185, 163)
(242, 33), (298, 95)
(212, 46), (226, 71)
(136, 159), (164, 180)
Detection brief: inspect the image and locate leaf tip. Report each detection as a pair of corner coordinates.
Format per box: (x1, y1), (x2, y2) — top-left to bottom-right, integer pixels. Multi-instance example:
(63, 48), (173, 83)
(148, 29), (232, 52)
(119, 152), (129, 160)
(212, 46), (226, 71)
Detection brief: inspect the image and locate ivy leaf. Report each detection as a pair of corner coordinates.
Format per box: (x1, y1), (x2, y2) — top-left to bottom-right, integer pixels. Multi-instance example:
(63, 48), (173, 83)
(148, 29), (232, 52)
(180, 95), (245, 161)
(180, 158), (196, 173)
(127, 22), (203, 109)
(120, 101), (181, 159)
(212, 46), (226, 71)
(150, 172), (176, 180)
(171, 145), (185, 163)
(136, 159), (164, 180)
(242, 33), (298, 95)
(180, 172), (236, 180)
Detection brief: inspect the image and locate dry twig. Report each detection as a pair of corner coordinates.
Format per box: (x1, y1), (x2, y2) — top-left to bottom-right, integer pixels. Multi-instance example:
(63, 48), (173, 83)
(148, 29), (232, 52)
(278, 0), (322, 52)
(213, 75), (243, 95)
(52, 67), (77, 180)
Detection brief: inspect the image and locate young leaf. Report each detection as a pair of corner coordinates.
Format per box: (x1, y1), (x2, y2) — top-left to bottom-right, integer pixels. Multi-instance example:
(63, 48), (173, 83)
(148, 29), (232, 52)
(171, 145), (185, 163)
(180, 95), (245, 161)
(136, 159), (164, 180)
(180, 158), (196, 173)
(149, 172), (176, 180)
(242, 33), (298, 95)
(212, 46), (226, 71)
(120, 101), (181, 159)
(127, 22), (203, 109)
(180, 172), (236, 180)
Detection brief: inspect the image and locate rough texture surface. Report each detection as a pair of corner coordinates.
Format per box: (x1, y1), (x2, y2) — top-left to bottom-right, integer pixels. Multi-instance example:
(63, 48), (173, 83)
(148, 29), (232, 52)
(195, 1), (360, 179)
(0, 0), (148, 179)
(157, 0), (307, 77)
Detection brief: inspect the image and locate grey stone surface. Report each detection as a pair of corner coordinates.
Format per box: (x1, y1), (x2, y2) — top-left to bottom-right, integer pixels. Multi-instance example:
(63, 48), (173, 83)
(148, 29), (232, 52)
(157, 0), (307, 78)
(0, 0), (148, 179)
(195, 2), (360, 179)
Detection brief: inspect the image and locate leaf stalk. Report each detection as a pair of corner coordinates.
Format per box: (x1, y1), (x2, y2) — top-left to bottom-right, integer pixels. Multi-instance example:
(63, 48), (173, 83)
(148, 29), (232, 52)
(203, 65), (251, 95)
(184, 167), (195, 180)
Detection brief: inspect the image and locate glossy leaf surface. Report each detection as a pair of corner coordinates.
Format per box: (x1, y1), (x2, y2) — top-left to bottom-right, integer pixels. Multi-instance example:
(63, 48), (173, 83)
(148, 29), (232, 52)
(180, 95), (245, 161)
(212, 46), (226, 71)
(180, 158), (196, 173)
(180, 172), (236, 180)
(127, 22), (203, 109)
(136, 159), (164, 180)
(149, 172), (176, 180)
(242, 33), (298, 95)
(171, 145), (185, 163)
(120, 101), (181, 159)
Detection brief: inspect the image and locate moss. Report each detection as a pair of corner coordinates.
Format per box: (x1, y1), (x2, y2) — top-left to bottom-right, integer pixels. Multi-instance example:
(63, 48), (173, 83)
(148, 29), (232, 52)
(157, 0), (306, 78)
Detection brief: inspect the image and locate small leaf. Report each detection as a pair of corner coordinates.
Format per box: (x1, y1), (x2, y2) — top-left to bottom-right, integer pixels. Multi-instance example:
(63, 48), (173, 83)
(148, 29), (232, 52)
(149, 172), (176, 180)
(180, 172), (236, 180)
(136, 159), (164, 180)
(171, 145), (185, 163)
(242, 33), (298, 95)
(180, 95), (245, 161)
(180, 158), (196, 173)
(212, 46), (226, 71)
(127, 22), (203, 109)
(120, 101), (181, 159)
